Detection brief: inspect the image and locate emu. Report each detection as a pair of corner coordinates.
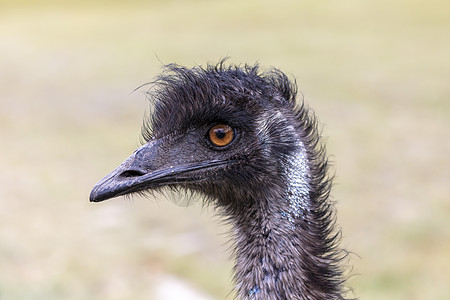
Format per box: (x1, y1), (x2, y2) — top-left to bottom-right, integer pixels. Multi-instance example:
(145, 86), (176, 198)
(90, 62), (349, 299)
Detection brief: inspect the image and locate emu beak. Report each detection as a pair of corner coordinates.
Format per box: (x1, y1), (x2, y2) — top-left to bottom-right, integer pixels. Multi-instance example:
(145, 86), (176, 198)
(90, 140), (160, 202)
(89, 139), (229, 202)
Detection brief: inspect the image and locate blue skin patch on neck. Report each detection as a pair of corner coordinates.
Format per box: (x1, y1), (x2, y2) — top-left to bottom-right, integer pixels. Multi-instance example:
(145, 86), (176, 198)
(249, 285), (260, 296)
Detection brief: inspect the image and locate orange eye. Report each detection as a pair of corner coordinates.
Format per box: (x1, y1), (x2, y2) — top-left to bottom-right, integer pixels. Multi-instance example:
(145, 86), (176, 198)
(208, 124), (234, 147)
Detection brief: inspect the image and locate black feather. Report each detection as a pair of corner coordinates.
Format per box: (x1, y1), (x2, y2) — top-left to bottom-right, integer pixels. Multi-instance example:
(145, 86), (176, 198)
(100, 60), (352, 299)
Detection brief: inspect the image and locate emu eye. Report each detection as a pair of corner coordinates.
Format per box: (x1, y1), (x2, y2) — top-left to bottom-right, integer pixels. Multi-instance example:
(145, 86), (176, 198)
(208, 124), (234, 147)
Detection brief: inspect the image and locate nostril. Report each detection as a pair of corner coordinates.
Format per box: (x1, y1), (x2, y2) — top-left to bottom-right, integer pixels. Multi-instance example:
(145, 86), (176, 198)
(120, 169), (147, 178)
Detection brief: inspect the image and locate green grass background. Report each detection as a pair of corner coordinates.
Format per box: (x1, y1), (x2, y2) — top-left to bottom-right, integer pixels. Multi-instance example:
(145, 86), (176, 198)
(1, 0), (449, 299)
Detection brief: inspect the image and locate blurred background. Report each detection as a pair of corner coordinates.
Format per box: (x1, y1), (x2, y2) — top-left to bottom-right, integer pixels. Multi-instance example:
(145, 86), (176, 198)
(1, 0), (449, 299)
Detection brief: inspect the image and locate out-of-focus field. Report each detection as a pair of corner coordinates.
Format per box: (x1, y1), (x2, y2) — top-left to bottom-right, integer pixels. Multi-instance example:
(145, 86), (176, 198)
(1, 0), (449, 299)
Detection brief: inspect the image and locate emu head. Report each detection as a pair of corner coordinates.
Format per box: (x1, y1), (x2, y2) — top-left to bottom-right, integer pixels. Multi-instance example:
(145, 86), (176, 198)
(90, 63), (307, 214)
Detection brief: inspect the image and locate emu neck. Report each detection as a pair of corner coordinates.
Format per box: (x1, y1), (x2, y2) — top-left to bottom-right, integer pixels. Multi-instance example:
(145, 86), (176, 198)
(229, 150), (343, 299)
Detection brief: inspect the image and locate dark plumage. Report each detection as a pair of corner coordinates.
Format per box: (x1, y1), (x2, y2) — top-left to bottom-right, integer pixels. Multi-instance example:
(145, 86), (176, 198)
(90, 61), (350, 299)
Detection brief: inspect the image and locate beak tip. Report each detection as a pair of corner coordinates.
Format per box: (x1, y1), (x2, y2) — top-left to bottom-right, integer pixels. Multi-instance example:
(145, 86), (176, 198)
(89, 183), (112, 203)
(89, 179), (129, 203)
(89, 188), (101, 202)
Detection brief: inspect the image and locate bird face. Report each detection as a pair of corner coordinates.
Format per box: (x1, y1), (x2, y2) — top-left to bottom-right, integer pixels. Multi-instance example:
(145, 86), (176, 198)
(90, 122), (245, 202)
(90, 63), (299, 205)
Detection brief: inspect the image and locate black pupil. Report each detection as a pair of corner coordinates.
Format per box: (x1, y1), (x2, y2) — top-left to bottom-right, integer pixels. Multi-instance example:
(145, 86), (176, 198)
(215, 129), (226, 139)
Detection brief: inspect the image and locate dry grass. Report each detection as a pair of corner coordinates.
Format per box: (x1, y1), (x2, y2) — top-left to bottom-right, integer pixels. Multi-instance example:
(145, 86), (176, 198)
(1, 0), (449, 299)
